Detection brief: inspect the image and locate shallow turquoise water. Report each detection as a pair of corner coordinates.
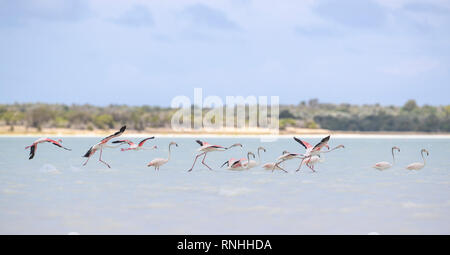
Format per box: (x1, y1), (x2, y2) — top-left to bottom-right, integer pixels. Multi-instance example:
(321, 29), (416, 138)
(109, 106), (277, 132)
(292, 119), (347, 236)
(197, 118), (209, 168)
(0, 136), (449, 234)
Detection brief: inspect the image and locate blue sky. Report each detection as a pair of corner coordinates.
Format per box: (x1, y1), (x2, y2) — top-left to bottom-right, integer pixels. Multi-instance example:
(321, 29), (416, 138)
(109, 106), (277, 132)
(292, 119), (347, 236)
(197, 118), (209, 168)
(0, 0), (449, 106)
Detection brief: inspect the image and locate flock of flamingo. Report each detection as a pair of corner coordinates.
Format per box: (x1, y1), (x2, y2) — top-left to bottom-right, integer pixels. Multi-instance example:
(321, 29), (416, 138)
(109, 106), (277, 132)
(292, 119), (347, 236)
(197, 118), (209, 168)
(24, 126), (430, 172)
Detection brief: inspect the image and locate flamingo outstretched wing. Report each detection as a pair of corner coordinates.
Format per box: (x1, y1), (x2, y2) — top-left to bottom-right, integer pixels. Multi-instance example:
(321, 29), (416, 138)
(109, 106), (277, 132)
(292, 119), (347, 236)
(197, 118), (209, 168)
(29, 144), (36, 160)
(45, 139), (71, 151)
(112, 140), (134, 146)
(101, 126), (127, 144)
(138, 137), (155, 147)
(293, 137), (312, 149)
(83, 146), (93, 158)
(231, 159), (243, 168)
(313, 135), (330, 151)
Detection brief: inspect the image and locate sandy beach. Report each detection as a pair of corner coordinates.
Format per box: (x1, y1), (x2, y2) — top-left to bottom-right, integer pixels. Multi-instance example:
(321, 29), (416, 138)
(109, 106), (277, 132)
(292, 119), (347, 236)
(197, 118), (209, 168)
(1, 126), (450, 138)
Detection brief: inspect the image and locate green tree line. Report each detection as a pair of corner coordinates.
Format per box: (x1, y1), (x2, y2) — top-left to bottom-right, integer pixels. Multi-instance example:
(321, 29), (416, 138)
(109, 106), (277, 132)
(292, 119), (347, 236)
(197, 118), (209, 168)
(0, 100), (449, 132)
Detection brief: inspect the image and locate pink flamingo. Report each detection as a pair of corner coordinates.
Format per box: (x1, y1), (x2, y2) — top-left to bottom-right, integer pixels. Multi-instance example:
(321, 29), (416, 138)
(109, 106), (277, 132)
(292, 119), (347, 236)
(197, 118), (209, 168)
(187, 140), (242, 172)
(268, 151), (302, 172)
(373, 146), (400, 170)
(82, 126), (126, 168)
(293, 136), (344, 172)
(25, 138), (71, 159)
(221, 152), (255, 170)
(406, 149), (429, 170)
(112, 137), (156, 151)
(147, 142), (178, 170)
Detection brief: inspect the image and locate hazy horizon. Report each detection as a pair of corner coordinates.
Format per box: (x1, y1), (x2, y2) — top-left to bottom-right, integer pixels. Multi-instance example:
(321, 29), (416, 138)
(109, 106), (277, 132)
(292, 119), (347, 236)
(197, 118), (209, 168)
(0, 98), (444, 108)
(1, 0), (449, 106)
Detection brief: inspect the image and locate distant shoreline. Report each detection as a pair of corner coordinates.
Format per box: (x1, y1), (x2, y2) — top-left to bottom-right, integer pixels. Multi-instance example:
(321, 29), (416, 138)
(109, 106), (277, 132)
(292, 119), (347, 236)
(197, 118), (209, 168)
(1, 126), (450, 139)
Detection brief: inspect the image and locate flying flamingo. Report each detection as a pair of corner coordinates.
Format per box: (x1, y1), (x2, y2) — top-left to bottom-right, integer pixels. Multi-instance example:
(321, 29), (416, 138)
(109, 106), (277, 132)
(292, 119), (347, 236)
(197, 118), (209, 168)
(294, 136), (331, 158)
(246, 147), (266, 169)
(82, 126), (126, 168)
(265, 151), (302, 173)
(147, 142), (178, 170)
(373, 146), (400, 170)
(406, 149), (429, 170)
(296, 145), (345, 172)
(25, 138), (71, 160)
(277, 150), (302, 163)
(293, 136), (344, 172)
(221, 152), (255, 170)
(187, 140), (242, 172)
(112, 137), (156, 151)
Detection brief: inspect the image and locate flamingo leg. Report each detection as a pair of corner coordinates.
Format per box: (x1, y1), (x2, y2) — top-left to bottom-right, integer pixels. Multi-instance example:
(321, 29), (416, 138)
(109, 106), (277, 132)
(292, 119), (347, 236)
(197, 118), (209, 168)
(296, 156), (311, 172)
(98, 148), (111, 168)
(272, 160), (282, 172)
(306, 163), (315, 172)
(296, 158), (305, 172)
(201, 153), (212, 170)
(188, 152), (206, 172)
(277, 163), (288, 173)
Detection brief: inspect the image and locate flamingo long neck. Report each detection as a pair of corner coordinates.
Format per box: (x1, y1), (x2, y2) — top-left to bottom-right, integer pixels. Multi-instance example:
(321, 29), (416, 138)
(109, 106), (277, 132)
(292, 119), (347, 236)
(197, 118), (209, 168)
(392, 148), (396, 165)
(167, 144), (173, 161)
(257, 148), (264, 163)
(421, 151), (426, 165)
(322, 145), (341, 153)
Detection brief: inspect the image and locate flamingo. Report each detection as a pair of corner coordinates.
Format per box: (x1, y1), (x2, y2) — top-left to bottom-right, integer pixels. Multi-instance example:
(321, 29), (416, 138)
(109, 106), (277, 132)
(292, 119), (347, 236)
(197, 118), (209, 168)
(277, 150), (302, 162)
(221, 157), (246, 170)
(112, 137), (156, 151)
(187, 140), (242, 172)
(246, 147), (266, 169)
(265, 151), (302, 173)
(82, 126), (126, 168)
(221, 152), (255, 170)
(297, 145), (345, 172)
(25, 138), (71, 160)
(293, 136), (344, 172)
(406, 149), (429, 170)
(294, 136), (331, 158)
(373, 146), (400, 170)
(147, 142), (178, 170)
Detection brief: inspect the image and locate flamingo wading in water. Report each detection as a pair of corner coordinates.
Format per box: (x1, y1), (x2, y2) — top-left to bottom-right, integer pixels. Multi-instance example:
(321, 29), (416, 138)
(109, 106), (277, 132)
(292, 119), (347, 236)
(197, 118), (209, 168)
(373, 146), (400, 170)
(406, 149), (429, 170)
(147, 142), (178, 170)
(246, 147), (266, 169)
(188, 140), (242, 172)
(221, 152), (255, 170)
(25, 138), (71, 159)
(112, 137), (156, 151)
(82, 126), (126, 168)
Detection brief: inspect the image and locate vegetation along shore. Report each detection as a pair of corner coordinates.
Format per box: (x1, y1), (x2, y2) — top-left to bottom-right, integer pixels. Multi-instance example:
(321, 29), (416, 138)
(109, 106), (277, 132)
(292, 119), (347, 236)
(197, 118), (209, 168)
(1, 99), (449, 135)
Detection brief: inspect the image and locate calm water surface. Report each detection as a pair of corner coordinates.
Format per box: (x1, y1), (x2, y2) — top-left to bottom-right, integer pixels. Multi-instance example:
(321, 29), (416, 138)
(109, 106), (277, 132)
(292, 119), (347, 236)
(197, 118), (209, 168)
(0, 137), (449, 234)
